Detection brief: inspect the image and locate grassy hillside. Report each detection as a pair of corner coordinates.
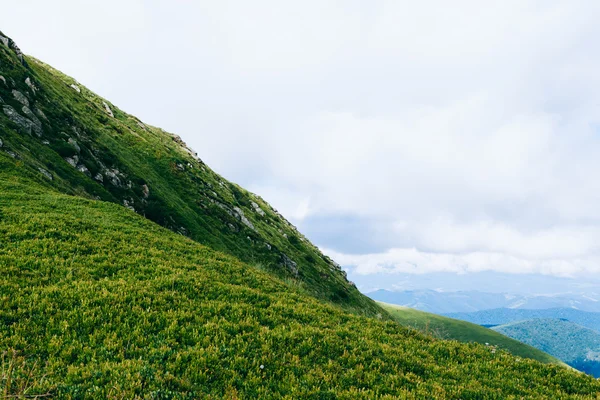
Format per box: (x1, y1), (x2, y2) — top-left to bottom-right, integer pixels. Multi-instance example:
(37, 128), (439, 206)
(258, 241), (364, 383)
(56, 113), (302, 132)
(380, 303), (563, 366)
(0, 29), (375, 315)
(2, 173), (600, 398)
(493, 319), (600, 377)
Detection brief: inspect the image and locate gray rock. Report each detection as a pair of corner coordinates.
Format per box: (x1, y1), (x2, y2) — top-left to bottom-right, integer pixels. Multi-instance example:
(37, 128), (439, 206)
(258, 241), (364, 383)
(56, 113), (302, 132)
(227, 223), (239, 232)
(104, 169), (124, 186)
(25, 77), (37, 93)
(65, 157), (77, 167)
(3, 105), (35, 135)
(103, 101), (114, 117)
(5, 150), (17, 158)
(233, 207), (255, 230)
(0, 34), (8, 47)
(35, 107), (48, 122)
(41, 140), (49, 145)
(0, 138), (3, 147)
(77, 164), (91, 177)
(70, 84), (81, 93)
(12, 90), (29, 107)
(281, 254), (299, 276)
(21, 106), (43, 137)
(94, 173), (104, 183)
(251, 201), (266, 216)
(142, 184), (150, 199)
(123, 199), (135, 212)
(6, 36), (25, 64)
(0, 76), (6, 86)
(265, 243), (272, 251)
(38, 167), (52, 181)
(68, 138), (81, 153)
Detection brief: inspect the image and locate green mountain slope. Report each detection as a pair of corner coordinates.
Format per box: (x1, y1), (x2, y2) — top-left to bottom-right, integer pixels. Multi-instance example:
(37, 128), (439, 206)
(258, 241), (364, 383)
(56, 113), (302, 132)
(0, 29), (374, 314)
(380, 303), (564, 366)
(2, 29), (600, 398)
(493, 319), (600, 377)
(2, 173), (600, 398)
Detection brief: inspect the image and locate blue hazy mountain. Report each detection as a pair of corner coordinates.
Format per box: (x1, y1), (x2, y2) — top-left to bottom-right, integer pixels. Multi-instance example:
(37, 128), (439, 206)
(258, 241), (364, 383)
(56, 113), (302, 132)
(367, 289), (600, 314)
(446, 308), (600, 332)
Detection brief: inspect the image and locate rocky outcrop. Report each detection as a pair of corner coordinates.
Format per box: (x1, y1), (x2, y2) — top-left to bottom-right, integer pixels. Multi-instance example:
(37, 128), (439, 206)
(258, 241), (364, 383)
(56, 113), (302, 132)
(77, 164), (91, 177)
(0, 76), (6, 86)
(233, 207), (255, 230)
(103, 168), (126, 187)
(2, 105), (40, 136)
(70, 84), (81, 93)
(25, 77), (37, 94)
(65, 156), (78, 167)
(103, 102), (114, 117)
(281, 254), (299, 276)
(35, 107), (48, 121)
(38, 167), (52, 180)
(251, 201), (266, 216)
(12, 90), (29, 107)
(21, 106), (43, 137)
(171, 134), (201, 160)
(68, 138), (81, 153)
(0, 31), (26, 65)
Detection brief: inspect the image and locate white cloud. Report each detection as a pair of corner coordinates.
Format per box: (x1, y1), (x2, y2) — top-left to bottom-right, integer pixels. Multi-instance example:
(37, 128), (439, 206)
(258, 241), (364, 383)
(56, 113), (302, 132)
(323, 246), (600, 278)
(4, 1), (600, 278)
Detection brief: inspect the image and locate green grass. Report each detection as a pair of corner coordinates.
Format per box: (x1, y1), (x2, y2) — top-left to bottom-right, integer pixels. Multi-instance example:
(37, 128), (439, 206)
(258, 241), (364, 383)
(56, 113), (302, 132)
(0, 31), (376, 315)
(380, 302), (564, 365)
(1, 173), (600, 398)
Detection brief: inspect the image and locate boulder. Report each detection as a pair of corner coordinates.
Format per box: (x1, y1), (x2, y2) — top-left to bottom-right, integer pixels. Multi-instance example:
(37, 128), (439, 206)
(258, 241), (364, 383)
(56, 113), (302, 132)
(281, 254), (299, 277)
(77, 164), (91, 177)
(25, 77), (37, 94)
(35, 107), (48, 121)
(38, 167), (52, 181)
(251, 201), (266, 216)
(65, 157), (77, 167)
(3, 105), (36, 135)
(68, 138), (81, 153)
(233, 207), (255, 230)
(70, 84), (81, 93)
(103, 101), (114, 117)
(12, 90), (29, 107)
(0, 76), (6, 86)
(21, 106), (43, 137)
(104, 169), (124, 187)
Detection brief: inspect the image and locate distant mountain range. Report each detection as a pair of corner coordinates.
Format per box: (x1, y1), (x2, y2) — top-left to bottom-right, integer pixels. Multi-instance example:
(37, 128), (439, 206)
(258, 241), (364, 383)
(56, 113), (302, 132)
(367, 289), (600, 314)
(445, 308), (600, 332)
(492, 319), (600, 377)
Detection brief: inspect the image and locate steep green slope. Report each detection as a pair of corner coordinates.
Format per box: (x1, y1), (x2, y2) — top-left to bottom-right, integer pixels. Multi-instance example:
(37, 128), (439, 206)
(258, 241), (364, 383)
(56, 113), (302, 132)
(493, 319), (600, 377)
(380, 302), (563, 365)
(0, 30), (374, 314)
(2, 173), (600, 398)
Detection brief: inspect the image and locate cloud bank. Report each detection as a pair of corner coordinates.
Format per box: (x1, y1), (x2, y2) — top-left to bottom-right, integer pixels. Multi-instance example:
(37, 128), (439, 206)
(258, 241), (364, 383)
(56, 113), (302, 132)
(5, 1), (600, 280)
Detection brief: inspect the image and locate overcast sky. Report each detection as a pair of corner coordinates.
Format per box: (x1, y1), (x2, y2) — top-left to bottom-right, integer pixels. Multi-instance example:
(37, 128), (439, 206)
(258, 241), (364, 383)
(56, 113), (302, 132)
(4, 1), (600, 291)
